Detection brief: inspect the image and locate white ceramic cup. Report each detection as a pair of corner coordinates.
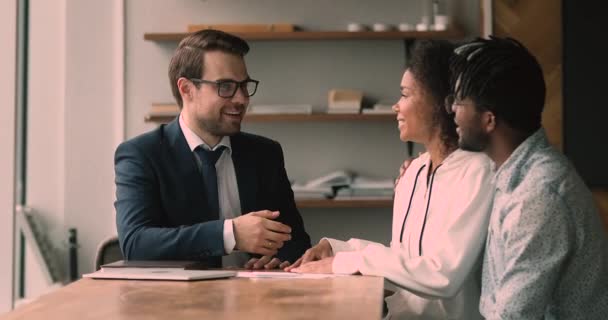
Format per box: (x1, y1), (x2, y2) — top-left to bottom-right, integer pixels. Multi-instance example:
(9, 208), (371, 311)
(347, 23), (367, 32)
(398, 23), (413, 31)
(434, 15), (450, 26)
(416, 23), (429, 31)
(372, 23), (392, 32)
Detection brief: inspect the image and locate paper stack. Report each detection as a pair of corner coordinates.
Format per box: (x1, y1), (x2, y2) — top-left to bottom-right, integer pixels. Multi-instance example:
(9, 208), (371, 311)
(292, 170), (354, 199)
(248, 104), (313, 115)
(291, 184), (333, 199)
(362, 101), (395, 114)
(334, 176), (394, 200)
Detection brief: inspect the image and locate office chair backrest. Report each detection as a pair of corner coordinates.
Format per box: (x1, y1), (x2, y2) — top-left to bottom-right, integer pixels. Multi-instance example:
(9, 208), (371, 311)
(94, 235), (123, 270)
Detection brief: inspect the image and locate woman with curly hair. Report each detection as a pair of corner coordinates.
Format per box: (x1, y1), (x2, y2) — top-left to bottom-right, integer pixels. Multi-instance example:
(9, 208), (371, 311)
(287, 40), (494, 320)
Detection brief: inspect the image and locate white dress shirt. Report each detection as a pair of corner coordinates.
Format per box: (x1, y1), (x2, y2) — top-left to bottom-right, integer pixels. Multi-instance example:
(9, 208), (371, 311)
(179, 115), (248, 267)
(325, 150), (494, 319)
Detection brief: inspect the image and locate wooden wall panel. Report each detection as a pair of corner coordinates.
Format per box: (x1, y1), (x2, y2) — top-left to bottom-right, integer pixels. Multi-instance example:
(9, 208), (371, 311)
(492, 0), (608, 230)
(593, 190), (608, 232)
(492, 0), (562, 149)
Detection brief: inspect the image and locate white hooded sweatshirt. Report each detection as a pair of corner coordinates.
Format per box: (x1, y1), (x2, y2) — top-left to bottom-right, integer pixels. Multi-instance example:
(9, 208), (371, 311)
(326, 150), (494, 319)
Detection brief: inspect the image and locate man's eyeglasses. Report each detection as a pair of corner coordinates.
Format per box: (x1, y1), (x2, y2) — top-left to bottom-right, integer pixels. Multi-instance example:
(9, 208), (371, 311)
(444, 94), (471, 114)
(189, 78), (259, 98)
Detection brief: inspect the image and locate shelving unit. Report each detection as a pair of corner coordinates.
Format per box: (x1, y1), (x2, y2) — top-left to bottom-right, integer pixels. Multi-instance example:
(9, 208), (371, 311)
(145, 112), (395, 124)
(143, 26), (466, 209)
(144, 28), (464, 42)
(144, 28), (465, 125)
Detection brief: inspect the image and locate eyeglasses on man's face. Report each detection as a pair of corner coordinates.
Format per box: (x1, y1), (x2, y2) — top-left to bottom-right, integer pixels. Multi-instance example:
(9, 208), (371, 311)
(189, 78), (259, 98)
(444, 94), (473, 114)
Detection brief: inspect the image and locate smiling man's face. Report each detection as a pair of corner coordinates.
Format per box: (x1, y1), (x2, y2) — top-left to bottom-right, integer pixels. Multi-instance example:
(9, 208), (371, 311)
(452, 95), (491, 152)
(184, 50), (250, 142)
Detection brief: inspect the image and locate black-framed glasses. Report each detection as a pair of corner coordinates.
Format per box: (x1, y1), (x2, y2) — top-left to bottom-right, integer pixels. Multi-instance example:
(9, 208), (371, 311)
(444, 94), (472, 114)
(444, 94), (456, 114)
(189, 78), (259, 98)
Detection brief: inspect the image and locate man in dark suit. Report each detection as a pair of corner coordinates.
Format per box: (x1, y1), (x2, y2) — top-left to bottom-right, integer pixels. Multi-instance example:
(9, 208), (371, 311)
(114, 29), (311, 269)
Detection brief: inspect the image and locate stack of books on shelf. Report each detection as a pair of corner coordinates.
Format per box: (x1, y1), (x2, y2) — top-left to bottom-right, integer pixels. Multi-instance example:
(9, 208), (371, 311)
(326, 89), (363, 114)
(248, 104), (313, 115)
(291, 170), (353, 200)
(362, 101), (395, 114)
(334, 176), (394, 200)
(149, 103), (180, 117)
(292, 171), (394, 201)
(291, 184), (334, 200)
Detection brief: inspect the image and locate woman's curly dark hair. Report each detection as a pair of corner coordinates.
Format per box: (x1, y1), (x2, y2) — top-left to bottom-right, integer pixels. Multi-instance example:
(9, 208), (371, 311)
(407, 40), (457, 150)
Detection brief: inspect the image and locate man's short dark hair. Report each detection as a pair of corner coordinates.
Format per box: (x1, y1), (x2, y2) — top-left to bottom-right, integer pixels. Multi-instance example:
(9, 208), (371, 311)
(408, 40), (457, 149)
(451, 36), (546, 134)
(168, 29), (250, 108)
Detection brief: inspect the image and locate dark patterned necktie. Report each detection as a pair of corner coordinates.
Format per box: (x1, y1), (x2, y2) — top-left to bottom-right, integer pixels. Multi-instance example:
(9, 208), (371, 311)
(194, 145), (226, 216)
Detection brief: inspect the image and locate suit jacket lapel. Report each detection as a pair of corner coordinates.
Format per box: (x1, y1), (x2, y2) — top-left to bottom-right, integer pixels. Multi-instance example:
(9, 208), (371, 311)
(163, 119), (211, 218)
(231, 133), (257, 214)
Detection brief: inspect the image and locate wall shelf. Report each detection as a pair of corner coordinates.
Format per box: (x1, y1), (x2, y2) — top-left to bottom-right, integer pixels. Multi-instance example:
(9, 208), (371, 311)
(145, 113), (395, 124)
(296, 199), (392, 209)
(144, 28), (464, 42)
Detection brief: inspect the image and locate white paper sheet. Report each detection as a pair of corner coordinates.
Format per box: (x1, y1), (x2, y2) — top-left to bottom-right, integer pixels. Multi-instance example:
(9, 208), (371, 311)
(235, 271), (344, 279)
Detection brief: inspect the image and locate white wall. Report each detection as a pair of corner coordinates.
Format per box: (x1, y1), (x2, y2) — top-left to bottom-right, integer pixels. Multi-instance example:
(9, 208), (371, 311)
(27, 0), (68, 282)
(0, 0), (17, 313)
(125, 0), (479, 245)
(26, 0), (124, 286)
(62, 0), (124, 275)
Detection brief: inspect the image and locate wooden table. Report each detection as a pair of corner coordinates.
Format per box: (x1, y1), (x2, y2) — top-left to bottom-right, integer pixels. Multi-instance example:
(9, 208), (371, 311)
(1, 276), (384, 320)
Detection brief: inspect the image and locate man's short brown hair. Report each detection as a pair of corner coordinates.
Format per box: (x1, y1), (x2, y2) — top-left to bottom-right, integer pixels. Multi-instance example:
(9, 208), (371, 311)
(168, 30), (250, 108)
